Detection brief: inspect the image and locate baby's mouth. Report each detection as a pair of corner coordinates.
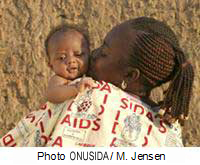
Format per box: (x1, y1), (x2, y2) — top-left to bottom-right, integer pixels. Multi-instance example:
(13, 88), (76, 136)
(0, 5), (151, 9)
(67, 67), (78, 73)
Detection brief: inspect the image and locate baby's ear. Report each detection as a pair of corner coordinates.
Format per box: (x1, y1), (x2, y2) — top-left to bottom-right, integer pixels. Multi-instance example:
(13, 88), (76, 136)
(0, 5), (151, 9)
(48, 62), (53, 69)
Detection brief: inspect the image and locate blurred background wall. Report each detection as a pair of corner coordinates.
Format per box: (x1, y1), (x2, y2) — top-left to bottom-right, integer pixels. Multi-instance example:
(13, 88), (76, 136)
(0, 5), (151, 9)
(0, 0), (199, 146)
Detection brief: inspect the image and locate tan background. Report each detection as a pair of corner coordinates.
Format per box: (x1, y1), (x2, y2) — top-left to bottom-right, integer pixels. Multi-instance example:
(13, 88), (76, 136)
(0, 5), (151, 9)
(0, 0), (199, 146)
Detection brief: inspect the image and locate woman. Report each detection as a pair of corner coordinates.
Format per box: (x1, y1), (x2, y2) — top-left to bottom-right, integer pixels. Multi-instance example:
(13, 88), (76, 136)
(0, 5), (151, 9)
(88, 17), (194, 146)
(90, 17), (194, 126)
(0, 17), (194, 147)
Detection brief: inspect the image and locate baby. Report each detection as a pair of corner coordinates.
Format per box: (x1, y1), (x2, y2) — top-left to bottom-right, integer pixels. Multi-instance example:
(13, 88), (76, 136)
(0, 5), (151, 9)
(45, 26), (95, 104)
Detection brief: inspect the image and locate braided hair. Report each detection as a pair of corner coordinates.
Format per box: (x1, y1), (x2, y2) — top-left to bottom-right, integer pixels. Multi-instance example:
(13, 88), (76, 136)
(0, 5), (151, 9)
(127, 17), (194, 126)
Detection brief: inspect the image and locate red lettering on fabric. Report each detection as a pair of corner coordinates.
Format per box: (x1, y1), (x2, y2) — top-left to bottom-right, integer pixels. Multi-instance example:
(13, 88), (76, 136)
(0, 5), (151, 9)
(130, 102), (133, 109)
(98, 80), (104, 85)
(60, 114), (71, 126)
(39, 121), (45, 133)
(60, 115), (100, 131)
(48, 109), (52, 118)
(103, 94), (108, 104)
(146, 112), (154, 122)
(159, 121), (167, 133)
(67, 101), (74, 111)
(142, 136), (148, 147)
(110, 137), (117, 147)
(120, 98), (128, 109)
(134, 104), (144, 115)
(147, 124), (153, 135)
(41, 135), (51, 145)
(92, 118), (101, 131)
(79, 119), (91, 129)
(40, 104), (47, 110)
(25, 114), (35, 123)
(92, 83), (100, 89)
(100, 83), (111, 93)
(73, 118), (78, 128)
(52, 136), (62, 147)
(115, 110), (120, 121)
(111, 122), (119, 134)
(98, 105), (105, 116)
(2, 134), (16, 147)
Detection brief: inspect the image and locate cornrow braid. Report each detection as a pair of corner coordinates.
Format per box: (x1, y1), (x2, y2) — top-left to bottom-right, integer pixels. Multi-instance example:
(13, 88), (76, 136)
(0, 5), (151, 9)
(129, 17), (180, 48)
(162, 48), (194, 125)
(132, 32), (175, 87)
(126, 17), (194, 125)
(130, 31), (194, 126)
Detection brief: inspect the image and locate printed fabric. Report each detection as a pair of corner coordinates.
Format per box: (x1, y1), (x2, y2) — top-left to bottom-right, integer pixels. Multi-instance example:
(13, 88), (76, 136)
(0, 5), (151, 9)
(0, 81), (183, 147)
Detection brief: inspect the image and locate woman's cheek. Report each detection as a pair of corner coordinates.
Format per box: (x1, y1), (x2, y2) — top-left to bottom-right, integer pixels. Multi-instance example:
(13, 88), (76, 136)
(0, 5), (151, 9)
(94, 61), (105, 79)
(94, 59), (101, 72)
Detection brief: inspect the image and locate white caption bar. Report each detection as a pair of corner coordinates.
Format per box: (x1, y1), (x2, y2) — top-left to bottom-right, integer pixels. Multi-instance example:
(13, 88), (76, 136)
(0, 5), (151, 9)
(0, 147), (199, 165)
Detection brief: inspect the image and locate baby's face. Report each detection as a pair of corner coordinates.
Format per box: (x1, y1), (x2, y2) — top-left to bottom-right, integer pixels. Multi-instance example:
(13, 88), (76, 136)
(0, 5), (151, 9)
(48, 31), (89, 80)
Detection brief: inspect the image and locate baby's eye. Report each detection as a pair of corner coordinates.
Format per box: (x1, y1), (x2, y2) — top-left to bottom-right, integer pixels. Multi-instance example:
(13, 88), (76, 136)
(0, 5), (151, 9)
(75, 52), (84, 57)
(58, 55), (66, 60)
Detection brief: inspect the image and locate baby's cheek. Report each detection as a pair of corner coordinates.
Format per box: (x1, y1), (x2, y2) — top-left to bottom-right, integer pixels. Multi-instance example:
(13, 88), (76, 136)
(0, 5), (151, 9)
(79, 62), (87, 73)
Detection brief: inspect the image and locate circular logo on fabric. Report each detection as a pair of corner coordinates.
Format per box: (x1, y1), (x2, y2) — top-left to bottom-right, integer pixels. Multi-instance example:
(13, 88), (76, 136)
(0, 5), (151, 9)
(75, 89), (93, 113)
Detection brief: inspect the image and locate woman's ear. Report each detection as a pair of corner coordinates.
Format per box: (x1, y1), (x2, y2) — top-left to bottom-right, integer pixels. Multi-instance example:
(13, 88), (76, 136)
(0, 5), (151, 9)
(131, 68), (140, 81)
(124, 67), (140, 82)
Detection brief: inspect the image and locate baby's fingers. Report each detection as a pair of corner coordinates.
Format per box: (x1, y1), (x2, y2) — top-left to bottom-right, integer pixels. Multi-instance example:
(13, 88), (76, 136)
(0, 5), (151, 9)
(82, 78), (96, 87)
(86, 79), (96, 87)
(78, 78), (96, 92)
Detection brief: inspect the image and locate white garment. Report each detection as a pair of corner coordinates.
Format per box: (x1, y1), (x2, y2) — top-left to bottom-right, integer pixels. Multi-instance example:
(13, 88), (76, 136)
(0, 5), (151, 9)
(0, 81), (183, 147)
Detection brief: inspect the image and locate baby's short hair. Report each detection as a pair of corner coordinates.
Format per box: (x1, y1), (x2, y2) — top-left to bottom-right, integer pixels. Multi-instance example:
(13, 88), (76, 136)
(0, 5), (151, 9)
(45, 25), (90, 60)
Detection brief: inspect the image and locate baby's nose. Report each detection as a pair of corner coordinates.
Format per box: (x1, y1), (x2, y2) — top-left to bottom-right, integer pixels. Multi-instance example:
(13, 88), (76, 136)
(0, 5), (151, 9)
(66, 56), (76, 65)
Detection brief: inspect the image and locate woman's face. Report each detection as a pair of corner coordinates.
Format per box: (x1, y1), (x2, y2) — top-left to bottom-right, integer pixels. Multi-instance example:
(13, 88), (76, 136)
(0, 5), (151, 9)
(90, 23), (137, 87)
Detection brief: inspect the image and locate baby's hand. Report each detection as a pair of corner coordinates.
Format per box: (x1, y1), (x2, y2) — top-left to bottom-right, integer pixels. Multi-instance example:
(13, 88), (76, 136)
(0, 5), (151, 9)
(78, 77), (96, 92)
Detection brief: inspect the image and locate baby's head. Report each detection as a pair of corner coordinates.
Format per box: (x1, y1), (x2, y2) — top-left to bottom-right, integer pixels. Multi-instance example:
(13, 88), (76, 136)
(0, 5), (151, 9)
(45, 26), (90, 80)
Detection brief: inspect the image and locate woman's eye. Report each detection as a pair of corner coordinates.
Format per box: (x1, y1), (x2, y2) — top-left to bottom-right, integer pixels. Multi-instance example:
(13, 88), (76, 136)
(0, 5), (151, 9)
(100, 47), (108, 57)
(101, 53), (107, 57)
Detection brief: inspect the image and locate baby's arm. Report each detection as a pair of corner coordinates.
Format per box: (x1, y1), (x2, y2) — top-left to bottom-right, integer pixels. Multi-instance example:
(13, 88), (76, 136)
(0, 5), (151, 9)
(46, 75), (95, 104)
(46, 75), (78, 104)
